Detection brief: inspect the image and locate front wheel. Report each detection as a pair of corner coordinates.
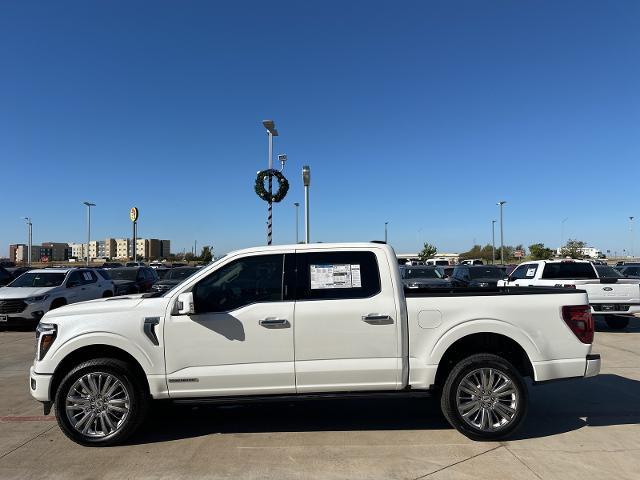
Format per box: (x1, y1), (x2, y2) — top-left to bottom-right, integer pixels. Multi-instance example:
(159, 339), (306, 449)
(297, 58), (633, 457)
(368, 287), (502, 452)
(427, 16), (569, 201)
(54, 358), (148, 446)
(440, 353), (528, 441)
(604, 315), (629, 330)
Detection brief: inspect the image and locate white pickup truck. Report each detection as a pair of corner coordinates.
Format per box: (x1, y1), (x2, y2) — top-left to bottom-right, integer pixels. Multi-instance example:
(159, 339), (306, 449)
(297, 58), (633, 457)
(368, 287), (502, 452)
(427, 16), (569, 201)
(501, 260), (640, 329)
(30, 243), (600, 446)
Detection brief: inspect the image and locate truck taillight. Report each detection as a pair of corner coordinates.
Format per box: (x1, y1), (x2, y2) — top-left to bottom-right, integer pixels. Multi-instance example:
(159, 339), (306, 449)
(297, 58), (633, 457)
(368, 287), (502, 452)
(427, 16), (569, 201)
(562, 305), (594, 344)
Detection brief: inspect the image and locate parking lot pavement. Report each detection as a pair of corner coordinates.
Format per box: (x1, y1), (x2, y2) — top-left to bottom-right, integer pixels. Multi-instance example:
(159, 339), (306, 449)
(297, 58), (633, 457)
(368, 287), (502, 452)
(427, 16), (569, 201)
(1, 319), (639, 480)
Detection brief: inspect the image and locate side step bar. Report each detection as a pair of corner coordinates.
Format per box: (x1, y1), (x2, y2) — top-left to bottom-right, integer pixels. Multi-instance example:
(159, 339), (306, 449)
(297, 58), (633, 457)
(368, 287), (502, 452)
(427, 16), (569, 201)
(172, 390), (434, 406)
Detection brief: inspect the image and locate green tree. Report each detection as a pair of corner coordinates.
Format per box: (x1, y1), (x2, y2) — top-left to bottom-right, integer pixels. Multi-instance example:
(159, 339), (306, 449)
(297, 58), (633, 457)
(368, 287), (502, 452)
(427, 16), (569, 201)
(561, 239), (586, 259)
(459, 245), (482, 260)
(418, 242), (437, 261)
(200, 246), (213, 263)
(529, 243), (554, 260)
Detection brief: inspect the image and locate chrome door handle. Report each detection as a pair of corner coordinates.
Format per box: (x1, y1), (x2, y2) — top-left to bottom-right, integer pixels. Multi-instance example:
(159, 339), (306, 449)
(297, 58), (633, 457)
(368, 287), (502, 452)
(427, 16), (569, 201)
(259, 318), (290, 328)
(362, 314), (393, 325)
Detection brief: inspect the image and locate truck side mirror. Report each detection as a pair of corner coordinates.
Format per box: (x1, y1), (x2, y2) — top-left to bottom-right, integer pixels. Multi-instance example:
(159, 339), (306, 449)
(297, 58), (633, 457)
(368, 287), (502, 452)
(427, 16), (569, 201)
(176, 292), (195, 315)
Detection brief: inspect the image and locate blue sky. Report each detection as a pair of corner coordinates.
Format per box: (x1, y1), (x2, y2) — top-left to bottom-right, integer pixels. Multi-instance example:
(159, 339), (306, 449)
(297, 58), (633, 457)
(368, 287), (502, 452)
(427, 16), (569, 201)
(1, 1), (638, 257)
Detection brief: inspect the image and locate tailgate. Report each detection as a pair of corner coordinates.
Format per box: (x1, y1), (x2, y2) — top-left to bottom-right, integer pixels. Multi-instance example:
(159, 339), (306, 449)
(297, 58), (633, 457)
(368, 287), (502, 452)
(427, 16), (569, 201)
(583, 282), (640, 304)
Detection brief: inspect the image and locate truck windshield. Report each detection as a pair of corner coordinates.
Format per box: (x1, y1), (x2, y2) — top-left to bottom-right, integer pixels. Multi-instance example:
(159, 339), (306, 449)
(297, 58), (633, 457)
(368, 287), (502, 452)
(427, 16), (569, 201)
(9, 272), (65, 287)
(595, 266), (624, 278)
(469, 267), (504, 279)
(541, 263), (597, 280)
(404, 268), (441, 279)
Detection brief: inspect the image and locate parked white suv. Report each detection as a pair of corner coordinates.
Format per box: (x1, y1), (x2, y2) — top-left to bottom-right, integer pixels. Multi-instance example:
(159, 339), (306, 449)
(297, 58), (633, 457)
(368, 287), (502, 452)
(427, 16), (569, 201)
(0, 268), (114, 327)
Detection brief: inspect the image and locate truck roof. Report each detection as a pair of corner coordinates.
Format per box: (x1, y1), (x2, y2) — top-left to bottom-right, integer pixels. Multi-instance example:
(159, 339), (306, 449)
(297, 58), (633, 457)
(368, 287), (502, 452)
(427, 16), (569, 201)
(225, 242), (394, 257)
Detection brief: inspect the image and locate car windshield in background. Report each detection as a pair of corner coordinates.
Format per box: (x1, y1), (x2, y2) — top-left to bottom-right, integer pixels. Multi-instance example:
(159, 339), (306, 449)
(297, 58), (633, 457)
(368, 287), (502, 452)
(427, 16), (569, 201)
(404, 268), (441, 279)
(156, 269), (171, 279)
(469, 268), (504, 279)
(10, 272), (66, 287)
(622, 266), (640, 276)
(167, 268), (199, 280)
(541, 263), (597, 280)
(108, 269), (138, 281)
(595, 266), (624, 278)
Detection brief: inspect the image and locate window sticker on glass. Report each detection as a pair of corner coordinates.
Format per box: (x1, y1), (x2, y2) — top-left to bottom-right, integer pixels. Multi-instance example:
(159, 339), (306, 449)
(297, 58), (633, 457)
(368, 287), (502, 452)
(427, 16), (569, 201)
(526, 268), (536, 277)
(310, 264), (362, 289)
(83, 272), (92, 281)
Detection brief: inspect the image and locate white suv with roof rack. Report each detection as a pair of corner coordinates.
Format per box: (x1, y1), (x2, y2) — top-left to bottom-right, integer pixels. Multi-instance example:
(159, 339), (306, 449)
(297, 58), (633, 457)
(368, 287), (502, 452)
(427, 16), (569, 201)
(0, 268), (114, 327)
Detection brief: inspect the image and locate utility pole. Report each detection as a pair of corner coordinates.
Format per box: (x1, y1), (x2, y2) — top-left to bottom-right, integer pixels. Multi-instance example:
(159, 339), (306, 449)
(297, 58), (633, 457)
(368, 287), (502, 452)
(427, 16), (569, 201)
(22, 217), (32, 266)
(302, 166), (311, 243)
(385, 222), (389, 244)
(294, 203), (300, 244)
(497, 201), (507, 264)
(491, 220), (496, 264)
(561, 217), (568, 248)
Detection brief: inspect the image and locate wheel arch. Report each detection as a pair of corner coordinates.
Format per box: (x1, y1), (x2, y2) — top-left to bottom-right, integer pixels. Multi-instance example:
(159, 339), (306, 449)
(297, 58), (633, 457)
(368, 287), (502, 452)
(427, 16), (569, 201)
(49, 344), (150, 401)
(433, 332), (535, 389)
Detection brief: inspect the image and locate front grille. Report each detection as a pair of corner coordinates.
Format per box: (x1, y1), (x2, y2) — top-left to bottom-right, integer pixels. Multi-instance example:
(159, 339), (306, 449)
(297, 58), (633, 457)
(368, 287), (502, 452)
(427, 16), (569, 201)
(0, 299), (27, 314)
(593, 304), (630, 312)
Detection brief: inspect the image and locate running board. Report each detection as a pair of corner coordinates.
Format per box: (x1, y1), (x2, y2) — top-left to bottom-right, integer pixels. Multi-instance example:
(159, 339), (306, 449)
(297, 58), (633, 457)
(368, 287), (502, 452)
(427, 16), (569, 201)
(172, 390), (433, 406)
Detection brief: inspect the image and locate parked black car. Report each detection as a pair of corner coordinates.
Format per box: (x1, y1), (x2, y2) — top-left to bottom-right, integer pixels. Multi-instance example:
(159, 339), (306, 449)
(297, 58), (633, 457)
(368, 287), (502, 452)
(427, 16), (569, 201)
(108, 267), (158, 295)
(0, 266), (13, 286)
(451, 265), (506, 288)
(102, 262), (124, 268)
(151, 266), (200, 293)
(618, 265), (640, 278)
(400, 266), (452, 289)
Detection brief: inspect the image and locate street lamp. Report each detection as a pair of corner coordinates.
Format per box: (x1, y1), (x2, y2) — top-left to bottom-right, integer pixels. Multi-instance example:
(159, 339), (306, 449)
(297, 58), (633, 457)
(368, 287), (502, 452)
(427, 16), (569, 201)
(497, 201), (507, 264)
(630, 216), (635, 259)
(22, 217), (32, 266)
(302, 165), (311, 243)
(491, 220), (496, 264)
(294, 202), (300, 244)
(561, 217), (568, 248)
(83, 202), (95, 266)
(385, 222), (389, 243)
(262, 120), (279, 245)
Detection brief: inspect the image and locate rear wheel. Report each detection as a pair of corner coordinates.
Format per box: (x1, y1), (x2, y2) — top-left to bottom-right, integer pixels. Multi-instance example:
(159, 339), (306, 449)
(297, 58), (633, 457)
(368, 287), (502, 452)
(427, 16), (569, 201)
(604, 315), (629, 330)
(54, 358), (148, 446)
(440, 353), (528, 441)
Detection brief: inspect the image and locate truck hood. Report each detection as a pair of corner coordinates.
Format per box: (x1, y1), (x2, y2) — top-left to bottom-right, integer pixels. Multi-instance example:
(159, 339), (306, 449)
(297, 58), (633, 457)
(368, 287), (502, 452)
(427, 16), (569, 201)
(42, 295), (147, 320)
(0, 286), (54, 299)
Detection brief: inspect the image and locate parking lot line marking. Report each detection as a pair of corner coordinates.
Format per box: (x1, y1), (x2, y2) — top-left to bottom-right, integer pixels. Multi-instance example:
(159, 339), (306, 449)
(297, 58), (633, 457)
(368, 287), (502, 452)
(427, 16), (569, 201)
(0, 416), (55, 422)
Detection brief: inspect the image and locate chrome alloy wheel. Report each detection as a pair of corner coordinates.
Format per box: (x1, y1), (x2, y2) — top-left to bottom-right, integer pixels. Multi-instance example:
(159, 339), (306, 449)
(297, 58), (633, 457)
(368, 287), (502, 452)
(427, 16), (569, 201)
(455, 367), (519, 432)
(65, 372), (130, 438)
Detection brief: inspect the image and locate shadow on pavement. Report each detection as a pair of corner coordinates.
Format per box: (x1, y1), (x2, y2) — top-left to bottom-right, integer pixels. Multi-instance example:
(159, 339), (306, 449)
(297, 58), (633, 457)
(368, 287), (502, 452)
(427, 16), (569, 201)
(594, 315), (640, 333)
(127, 373), (640, 445)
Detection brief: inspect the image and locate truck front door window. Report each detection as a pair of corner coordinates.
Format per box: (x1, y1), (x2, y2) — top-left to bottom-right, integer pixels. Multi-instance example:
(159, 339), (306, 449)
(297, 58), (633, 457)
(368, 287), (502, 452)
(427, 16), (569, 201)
(193, 254), (284, 312)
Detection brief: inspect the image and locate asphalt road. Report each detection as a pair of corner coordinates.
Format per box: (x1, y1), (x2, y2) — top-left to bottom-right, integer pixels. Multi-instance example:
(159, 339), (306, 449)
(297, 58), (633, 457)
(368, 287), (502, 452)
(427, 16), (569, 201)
(1, 317), (639, 480)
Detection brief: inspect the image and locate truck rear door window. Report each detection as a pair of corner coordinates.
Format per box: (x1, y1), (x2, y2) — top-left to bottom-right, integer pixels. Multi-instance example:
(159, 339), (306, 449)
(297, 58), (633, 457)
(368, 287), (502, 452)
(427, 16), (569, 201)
(296, 251), (381, 300)
(541, 263), (597, 280)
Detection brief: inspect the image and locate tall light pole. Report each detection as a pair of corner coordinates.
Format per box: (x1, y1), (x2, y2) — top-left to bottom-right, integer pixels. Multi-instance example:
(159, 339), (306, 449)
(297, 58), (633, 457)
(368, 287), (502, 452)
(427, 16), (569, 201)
(385, 222), (389, 243)
(83, 202), (95, 266)
(630, 216), (635, 259)
(561, 217), (568, 248)
(491, 220), (496, 264)
(22, 217), (32, 266)
(294, 202), (300, 244)
(302, 165), (311, 243)
(262, 120), (279, 245)
(497, 201), (506, 264)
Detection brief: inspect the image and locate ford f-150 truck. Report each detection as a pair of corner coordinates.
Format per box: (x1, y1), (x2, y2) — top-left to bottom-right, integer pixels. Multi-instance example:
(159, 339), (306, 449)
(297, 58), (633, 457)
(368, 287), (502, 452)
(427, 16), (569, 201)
(501, 260), (640, 329)
(29, 243), (601, 446)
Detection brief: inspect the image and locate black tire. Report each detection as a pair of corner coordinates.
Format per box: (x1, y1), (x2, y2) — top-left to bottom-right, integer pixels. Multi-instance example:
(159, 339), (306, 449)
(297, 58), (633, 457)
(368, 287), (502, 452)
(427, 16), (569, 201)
(54, 358), (148, 446)
(49, 298), (67, 310)
(604, 315), (629, 330)
(440, 353), (528, 441)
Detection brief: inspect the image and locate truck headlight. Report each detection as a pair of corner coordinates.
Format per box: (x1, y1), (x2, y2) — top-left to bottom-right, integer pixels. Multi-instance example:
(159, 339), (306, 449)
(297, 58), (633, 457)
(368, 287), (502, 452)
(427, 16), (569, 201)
(36, 323), (57, 361)
(25, 294), (50, 304)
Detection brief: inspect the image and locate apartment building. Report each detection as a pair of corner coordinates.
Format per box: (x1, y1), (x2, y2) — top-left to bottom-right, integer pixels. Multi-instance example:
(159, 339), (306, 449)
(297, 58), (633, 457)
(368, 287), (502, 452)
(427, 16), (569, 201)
(41, 242), (71, 261)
